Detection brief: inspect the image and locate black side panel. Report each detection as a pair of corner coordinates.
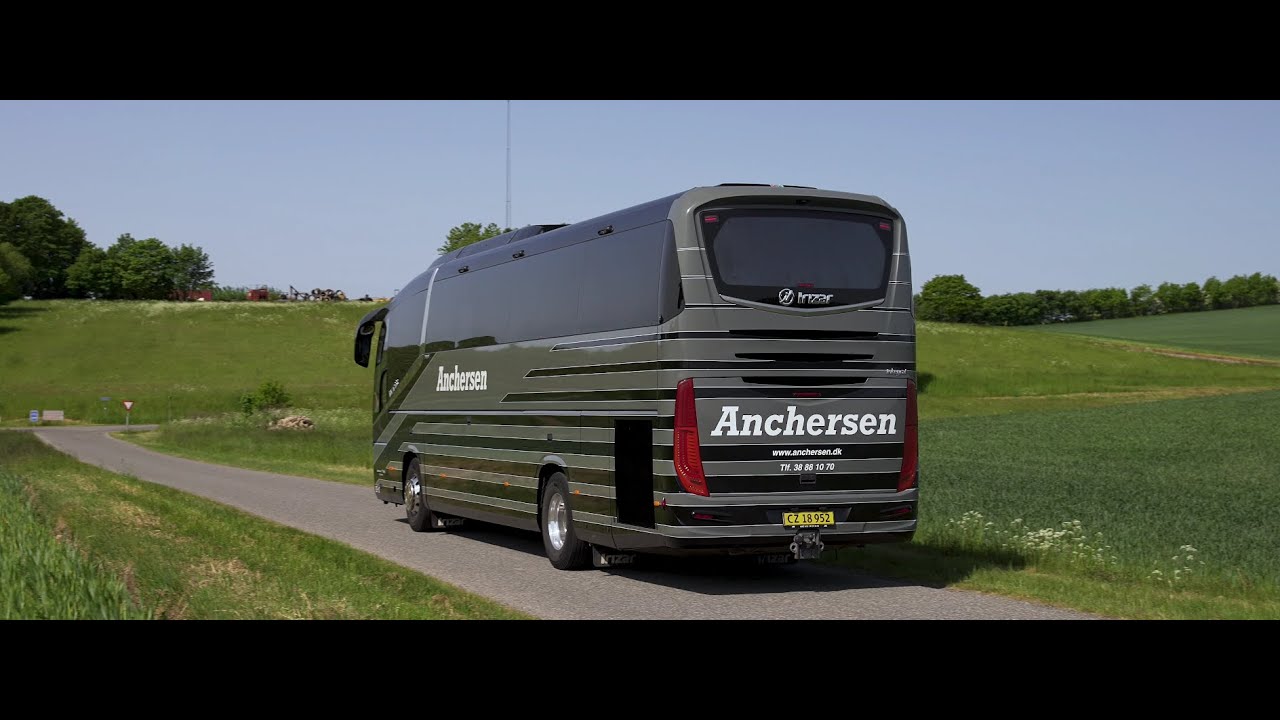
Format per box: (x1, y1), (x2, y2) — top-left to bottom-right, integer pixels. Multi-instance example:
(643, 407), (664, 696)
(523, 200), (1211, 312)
(614, 420), (655, 528)
(657, 220), (683, 324)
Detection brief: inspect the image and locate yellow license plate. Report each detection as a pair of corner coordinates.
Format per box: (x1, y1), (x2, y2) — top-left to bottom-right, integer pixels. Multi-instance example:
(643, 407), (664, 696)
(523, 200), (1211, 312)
(783, 511), (835, 528)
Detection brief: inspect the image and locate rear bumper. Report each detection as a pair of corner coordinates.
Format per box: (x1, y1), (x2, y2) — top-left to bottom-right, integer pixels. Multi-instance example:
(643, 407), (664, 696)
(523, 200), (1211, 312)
(641, 526), (915, 555)
(610, 489), (918, 555)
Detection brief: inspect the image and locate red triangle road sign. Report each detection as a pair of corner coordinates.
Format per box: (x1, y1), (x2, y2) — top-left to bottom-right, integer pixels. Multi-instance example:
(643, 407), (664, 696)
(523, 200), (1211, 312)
(122, 400), (134, 411)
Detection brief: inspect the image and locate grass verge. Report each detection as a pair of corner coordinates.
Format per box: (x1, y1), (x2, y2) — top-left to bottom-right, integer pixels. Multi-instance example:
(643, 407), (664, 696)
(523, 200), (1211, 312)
(0, 432), (528, 619)
(118, 408), (368, 485)
(1, 464), (149, 619)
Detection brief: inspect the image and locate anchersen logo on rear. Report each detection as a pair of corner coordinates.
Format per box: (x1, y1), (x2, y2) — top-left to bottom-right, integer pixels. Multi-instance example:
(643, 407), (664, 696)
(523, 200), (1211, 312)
(711, 405), (897, 437)
(436, 365), (488, 392)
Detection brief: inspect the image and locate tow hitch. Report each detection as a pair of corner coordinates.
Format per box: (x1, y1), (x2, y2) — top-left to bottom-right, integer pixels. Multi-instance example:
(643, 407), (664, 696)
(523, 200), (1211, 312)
(790, 529), (825, 560)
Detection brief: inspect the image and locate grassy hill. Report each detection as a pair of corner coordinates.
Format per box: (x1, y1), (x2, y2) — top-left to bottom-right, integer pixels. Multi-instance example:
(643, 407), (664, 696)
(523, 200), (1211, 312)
(1, 300), (375, 425)
(5, 300), (1278, 424)
(1032, 305), (1280, 360)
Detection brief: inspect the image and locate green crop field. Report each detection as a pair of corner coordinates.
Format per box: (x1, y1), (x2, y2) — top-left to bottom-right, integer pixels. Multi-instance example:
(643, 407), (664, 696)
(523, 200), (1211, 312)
(833, 389), (1280, 619)
(0, 432), (526, 619)
(1033, 305), (1280, 361)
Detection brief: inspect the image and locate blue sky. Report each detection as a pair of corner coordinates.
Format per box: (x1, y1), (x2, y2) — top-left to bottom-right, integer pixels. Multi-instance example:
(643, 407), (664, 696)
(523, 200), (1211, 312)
(2, 100), (1277, 298)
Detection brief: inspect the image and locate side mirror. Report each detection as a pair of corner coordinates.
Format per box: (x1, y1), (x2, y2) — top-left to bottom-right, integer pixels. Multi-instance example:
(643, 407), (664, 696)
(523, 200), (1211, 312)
(353, 306), (388, 367)
(354, 322), (375, 367)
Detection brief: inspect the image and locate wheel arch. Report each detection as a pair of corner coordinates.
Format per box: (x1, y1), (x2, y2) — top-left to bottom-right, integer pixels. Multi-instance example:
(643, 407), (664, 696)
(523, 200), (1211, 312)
(401, 450), (419, 494)
(536, 457), (567, 524)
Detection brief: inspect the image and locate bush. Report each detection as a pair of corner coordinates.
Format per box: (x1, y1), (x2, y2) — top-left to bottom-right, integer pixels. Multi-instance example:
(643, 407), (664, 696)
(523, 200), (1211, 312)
(239, 380), (292, 415)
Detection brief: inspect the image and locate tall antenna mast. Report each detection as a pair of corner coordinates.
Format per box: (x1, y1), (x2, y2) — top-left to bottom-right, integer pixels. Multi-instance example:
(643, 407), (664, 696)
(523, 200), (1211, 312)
(505, 100), (512, 229)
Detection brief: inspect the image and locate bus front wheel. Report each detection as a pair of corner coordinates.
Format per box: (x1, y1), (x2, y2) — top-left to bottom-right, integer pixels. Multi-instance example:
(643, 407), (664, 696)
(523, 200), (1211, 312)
(404, 457), (444, 532)
(541, 472), (591, 570)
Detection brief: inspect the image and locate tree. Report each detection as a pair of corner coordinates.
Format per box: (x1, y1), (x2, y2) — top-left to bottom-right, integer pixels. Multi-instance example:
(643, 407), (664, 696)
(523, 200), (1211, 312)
(65, 245), (112, 298)
(1219, 275), (1249, 309)
(1181, 281), (1203, 312)
(0, 242), (33, 304)
(1202, 276), (1223, 309)
(111, 235), (176, 300)
(0, 196), (89, 298)
(915, 274), (984, 323)
(171, 243), (215, 299)
(438, 222), (513, 255)
(982, 292), (1044, 326)
(1154, 281), (1201, 313)
(1245, 272), (1278, 306)
(1130, 284), (1156, 316)
(1092, 288), (1132, 319)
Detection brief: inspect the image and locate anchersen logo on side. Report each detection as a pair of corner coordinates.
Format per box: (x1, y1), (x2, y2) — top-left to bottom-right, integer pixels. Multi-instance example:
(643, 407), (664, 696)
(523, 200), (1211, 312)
(436, 365), (488, 392)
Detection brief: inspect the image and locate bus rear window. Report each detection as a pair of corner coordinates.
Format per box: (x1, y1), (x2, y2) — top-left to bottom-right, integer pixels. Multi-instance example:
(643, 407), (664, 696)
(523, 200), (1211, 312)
(699, 208), (894, 308)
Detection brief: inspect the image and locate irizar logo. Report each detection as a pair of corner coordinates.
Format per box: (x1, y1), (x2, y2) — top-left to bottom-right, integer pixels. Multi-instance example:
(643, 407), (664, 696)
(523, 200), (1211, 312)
(711, 405), (897, 437)
(778, 288), (833, 306)
(436, 365), (488, 392)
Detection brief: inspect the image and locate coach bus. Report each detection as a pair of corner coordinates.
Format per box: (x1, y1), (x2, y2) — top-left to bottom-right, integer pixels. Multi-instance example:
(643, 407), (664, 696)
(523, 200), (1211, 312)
(353, 183), (918, 570)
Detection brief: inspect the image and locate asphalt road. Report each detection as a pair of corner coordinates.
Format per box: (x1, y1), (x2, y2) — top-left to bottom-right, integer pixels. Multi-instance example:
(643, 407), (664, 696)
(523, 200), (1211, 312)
(30, 425), (1097, 620)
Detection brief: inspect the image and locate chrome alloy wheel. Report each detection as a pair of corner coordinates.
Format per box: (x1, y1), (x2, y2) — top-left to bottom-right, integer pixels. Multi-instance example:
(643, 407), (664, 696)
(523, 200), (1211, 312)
(546, 491), (567, 551)
(406, 471), (422, 515)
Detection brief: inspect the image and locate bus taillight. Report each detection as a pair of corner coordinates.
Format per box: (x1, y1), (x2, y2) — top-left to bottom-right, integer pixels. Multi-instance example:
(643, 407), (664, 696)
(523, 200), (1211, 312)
(898, 380), (918, 493)
(674, 378), (709, 496)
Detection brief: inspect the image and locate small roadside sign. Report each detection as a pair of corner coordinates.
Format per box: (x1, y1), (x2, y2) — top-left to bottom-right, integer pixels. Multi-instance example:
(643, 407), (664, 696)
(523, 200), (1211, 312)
(43, 410), (65, 421)
(99, 396), (111, 402)
(122, 400), (134, 411)
(29, 410), (39, 423)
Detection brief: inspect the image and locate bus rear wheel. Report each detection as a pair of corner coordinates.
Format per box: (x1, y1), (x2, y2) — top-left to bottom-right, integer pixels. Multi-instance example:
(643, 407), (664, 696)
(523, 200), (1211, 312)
(541, 472), (591, 570)
(404, 457), (444, 532)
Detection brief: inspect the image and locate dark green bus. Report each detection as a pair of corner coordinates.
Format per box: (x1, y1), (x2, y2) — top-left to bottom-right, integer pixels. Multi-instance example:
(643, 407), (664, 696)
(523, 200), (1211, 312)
(354, 184), (918, 570)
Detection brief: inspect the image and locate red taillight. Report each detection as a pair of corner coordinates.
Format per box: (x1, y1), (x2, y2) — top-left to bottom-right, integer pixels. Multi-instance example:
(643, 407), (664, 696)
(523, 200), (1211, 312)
(897, 380), (919, 493)
(674, 378), (709, 497)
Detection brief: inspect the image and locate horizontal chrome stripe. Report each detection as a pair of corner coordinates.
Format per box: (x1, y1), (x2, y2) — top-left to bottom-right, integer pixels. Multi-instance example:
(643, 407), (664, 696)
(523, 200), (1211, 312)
(424, 487), (536, 514)
(419, 463), (538, 489)
(391, 409), (658, 417)
(568, 482), (615, 499)
(401, 440), (614, 460)
(396, 442), (613, 470)
(655, 488), (917, 507)
(573, 510), (634, 530)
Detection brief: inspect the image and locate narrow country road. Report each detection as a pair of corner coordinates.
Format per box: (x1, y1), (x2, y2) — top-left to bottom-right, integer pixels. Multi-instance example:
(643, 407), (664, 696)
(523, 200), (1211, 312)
(30, 426), (1097, 620)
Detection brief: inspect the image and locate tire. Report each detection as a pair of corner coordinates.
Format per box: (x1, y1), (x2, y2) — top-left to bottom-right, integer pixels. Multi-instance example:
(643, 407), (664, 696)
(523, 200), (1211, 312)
(404, 457), (446, 532)
(541, 472), (591, 570)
